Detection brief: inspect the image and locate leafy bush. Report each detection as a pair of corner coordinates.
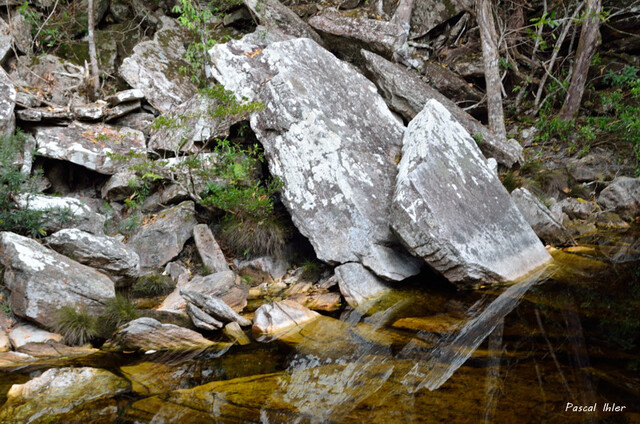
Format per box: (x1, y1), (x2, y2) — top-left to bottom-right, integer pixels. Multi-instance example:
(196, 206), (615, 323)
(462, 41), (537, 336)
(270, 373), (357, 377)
(0, 132), (48, 237)
(54, 306), (100, 346)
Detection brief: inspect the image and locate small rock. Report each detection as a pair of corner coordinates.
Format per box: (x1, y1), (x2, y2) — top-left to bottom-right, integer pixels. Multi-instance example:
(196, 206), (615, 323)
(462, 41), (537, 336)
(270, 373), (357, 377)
(335, 263), (390, 309)
(105, 89), (144, 106)
(244, 0), (323, 45)
(252, 300), (319, 336)
(289, 292), (341, 312)
(180, 289), (251, 327)
(567, 152), (617, 183)
(72, 101), (108, 120)
(101, 170), (137, 202)
(9, 14), (32, 55)
(558, 198), (599, 220)
(17, 341), (97, 358)
(114, 112), (156, 137)
(235, 256), (289, 282)
(597, 177), (640, 221)
(105, 317), (216, 351)
(105, 101), (142, 121)
(193, 224), (230, 273)
(16, 107), (71, 122)
(8, 324), (63, 349)
(127, 201), (198, 269)
(0, 331), (11, 352)
(511, 188), (573, 246)
(223, 321), (251, 345)
(186, 303), (224, 331)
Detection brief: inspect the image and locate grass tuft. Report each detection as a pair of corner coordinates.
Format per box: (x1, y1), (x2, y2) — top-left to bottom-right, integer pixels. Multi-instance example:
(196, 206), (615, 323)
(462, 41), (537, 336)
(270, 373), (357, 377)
(54, 306), (100, 346)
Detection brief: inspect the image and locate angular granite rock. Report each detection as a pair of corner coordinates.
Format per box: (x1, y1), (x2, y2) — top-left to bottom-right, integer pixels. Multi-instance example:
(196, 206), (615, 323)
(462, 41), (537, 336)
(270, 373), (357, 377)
(243, 0), (324, 45)
(101, 170), (137, 202)
(0, 232), (116, 328)
(148, 92), (243, 154)
(15, 194), (106, 235)
(597, 176), (640, 220)
(309, 11), (405, 61)
(0, 68), (16, 136)
(0, 18), (11, 63)
(361, 49), (522, 167)
(186, 303), (224, 331)
(119, 17), (197, 113)
(180, 289), (251, 327)
(210, 36), (419, 281)
(9, 54), (84, 106)
(335, 263), (391, 309)
(391, 100), (551, 285)
(511, 188), (573, 246)
(46, 228), (141, 286)
(8, 324), (63, 349)
(105, 317), (215, 351)
(0, 367), (129, 424)
(252, 299), (319, 336)
(410, 0), (472, 39)
(127, 201), (197, 269)
(32, 121), (146, 174)
(193, 224), (230, 273)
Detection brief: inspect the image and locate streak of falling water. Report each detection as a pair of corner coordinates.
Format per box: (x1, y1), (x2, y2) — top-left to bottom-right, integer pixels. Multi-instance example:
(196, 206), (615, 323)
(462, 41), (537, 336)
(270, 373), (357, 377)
(402, 265), (556, 392)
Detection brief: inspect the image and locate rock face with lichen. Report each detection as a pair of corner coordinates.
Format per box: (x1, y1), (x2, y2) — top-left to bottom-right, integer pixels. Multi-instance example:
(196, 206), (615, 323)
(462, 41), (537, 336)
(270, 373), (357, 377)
(119, 16), (197, 113)
(0, 232), (116, 328)
(391, 100), (551, 285)
(209, 36), (421, 282)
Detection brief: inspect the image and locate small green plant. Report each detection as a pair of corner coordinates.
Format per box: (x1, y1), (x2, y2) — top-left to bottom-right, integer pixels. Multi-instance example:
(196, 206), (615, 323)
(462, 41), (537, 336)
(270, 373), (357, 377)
(54, 306), (100, 346)
(131, 274), (175, 297)
(101, 294), (138, 332)
(300, 259), (322, 282)
(500, 170), (520, 193)
(472, 133), (484, 144)
(218, 214), (289, 258)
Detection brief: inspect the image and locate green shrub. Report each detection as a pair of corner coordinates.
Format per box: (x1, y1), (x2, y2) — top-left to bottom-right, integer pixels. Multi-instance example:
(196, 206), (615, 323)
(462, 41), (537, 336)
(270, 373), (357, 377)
(131, 274), (175, 297)
(100, 294), (138, 334)
(300, 259), (322, 282)
(500, 170), (520, 193)
(0, 132), (48, 237)
(54, 306), (100, 346)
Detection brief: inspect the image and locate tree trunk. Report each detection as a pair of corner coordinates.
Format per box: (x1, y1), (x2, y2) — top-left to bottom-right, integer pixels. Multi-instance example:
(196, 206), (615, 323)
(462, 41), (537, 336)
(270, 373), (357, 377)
(558, 0), (601, 121)
(475, 0), (507, 141)
(87, 0), (100, 100)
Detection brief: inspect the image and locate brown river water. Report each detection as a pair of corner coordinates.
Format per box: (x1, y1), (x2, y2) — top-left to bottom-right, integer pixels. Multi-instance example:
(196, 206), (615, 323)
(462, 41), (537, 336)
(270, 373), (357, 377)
(1, 228), (639, 423)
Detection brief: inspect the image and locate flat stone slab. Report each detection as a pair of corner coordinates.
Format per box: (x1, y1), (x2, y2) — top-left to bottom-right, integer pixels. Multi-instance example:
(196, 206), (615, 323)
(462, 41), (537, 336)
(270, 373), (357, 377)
(32, 121), (146, 175)
(391, 100), (551, 285)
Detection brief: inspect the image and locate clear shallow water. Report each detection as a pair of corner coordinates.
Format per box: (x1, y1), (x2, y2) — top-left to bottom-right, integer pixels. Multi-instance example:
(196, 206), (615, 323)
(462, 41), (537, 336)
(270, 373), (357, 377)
(1, 229), (639, 423)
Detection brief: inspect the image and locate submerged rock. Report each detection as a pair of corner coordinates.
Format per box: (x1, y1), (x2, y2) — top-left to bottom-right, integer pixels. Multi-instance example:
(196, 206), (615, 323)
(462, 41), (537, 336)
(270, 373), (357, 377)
(119, 17), (197, 113)
(105, 317), (218, 351)
(391, 100), (550, 285)
(210, 36), (419, 281)
(32, 121), (146, 175)
(511, 188), (573, 246)
(597, 176), (640, 221)
(15, 194), (106, 235)
(252, 300), (319, 336)
(0, 367), (129, 424)
(46, 229), (141, 286)
(127, 201), (197, 270)
(361, 50), (522, 167)
(0, 232), (116, 328)
(223, 322), (251, 345)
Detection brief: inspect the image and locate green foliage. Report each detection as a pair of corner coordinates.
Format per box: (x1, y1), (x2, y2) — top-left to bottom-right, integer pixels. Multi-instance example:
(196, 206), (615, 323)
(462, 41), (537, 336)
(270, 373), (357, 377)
(0, 132), (48, 237)
(17, 1), (63, 50)
(172, 0), (217, 86)
(200, 85), (265, 118)
(101, 294), (139, 332)
(535, 116), (575, 143)
(54, 306), (100, 346)
(131, 274), (175, 297)
(218, 214), (289, 259)
(500, 170), (520, 193)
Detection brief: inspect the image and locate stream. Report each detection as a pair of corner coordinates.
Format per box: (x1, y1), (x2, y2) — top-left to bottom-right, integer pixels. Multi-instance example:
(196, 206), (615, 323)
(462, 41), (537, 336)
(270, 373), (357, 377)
(1, 229), (639, 423)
